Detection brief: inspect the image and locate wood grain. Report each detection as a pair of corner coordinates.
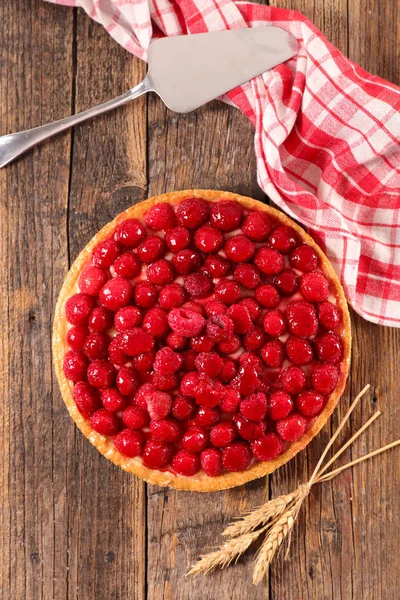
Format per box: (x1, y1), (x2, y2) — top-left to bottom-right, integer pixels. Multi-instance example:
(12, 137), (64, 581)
(1, 0), (399, 599)
(65, 11), (147, 600)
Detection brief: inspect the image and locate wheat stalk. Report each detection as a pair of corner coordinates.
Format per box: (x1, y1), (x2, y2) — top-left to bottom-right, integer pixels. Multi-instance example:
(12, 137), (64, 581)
(222, 491), (296, 539)
(187, 526), (268, 577)
(187, 384), (400, 584)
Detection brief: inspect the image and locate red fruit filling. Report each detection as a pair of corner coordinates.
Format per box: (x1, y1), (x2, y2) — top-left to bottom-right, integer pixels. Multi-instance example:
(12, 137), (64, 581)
(62, 197), (346, 477)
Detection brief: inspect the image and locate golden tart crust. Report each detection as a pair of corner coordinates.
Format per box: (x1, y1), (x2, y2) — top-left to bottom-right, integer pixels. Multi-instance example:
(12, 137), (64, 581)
(53, 189), (351, 492)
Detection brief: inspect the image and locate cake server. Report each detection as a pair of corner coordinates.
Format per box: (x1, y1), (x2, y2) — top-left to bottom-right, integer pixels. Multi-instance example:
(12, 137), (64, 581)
(0, 27), (298, 168)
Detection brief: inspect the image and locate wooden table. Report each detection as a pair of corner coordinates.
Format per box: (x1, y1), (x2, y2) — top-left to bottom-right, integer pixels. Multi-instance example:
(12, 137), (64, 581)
(1, 1), (399, 598)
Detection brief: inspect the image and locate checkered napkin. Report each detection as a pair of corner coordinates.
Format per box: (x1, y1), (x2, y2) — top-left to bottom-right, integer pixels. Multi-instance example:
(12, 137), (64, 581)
(47, 0), (400, 327)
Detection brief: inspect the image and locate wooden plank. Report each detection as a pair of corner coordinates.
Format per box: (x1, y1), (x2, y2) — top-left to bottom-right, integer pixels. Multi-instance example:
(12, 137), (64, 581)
(268, 1), (400, 599)
(145, 98), (268, 599)
(0, 2), (74, 600)
(65, 14), (147, 600)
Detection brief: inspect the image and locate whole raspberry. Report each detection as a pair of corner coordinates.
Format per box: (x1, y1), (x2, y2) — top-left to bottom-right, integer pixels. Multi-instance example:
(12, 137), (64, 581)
(195, 352), (223, 378)
(194, 376), (225, 407)
(101, 388), (127, 413)
(119, 327), (154, 356)
(317, 301), (341, 330)
(84, 332), (110, 360)
(234, 415), (265, 441)
(145, 391), (173, 420)
(224, 234), (255, 263)
(285, 336), (314, 365)
(180, 372), (201, 397)
(65, 293), (94, 325)
(146, 259), (175, 285)
(116, 366), (138, 396)
(172, 249), (202, 274)
(176, 197), (209, 229)
(194, 224), (224, 253)
(243, 327), (266, 351)
(158, 283), (186, 310)
(274, 269), (299, 296)
(239, 352), (263, 374)
(203, 255), (230, 278)
(172, 396), (196, 421)
(150, 418), (181, 442)
(262, 310), (287, 337)
(89, 306), (113, 333)
(114, 429), (144, 457)
(286, 301), (318, 338)
(63, 351), (88, 382)
(280, 366), (306, 395)
(67, 326), (89, 351)
(173, 450), (200, 476)
(227, 304), (253, 334)
(240, 392), (267, 421)
(90, 409), (121, 436)
(145, 202), (176, 230)
(290, 244), (318, 272)
(182, 427), (209, 452)
(114, 219), (146, 248)
(220, 387), (240, 412)
(114, 306), (142, 331)
(184, 272), (213, 298)
(219, 359), (237, 383)
(134, 281), (157, 308)
(261, 340), (284, 368)
(217, 335), (241, 355)
(166, 332), (187, 351)
(255, 284), (281, 309)
(242, 211), (272, 241)
(311, 364), (339, 394)
(238, 298), (261, 321)
(314, 332), (342, 363)
(122, 405), (149, 429)
(268, 225), (297, 253)
(204, 299), (226, 317)
(268, 390), (293, 420)
(133, 351), (155, 372)
(209, 200), (243, 231)
(195, 405), (221, 427)
(87, 360), (116, 389)
(78, 266), (108, 296)
(142, 440), (174, 469)
(210, 422), (236, 447)
(296, 390), (324, 417)
(113, 252), (142, 278)
(108, 337), (127, 366)
(251, 433), (284, 461)
(300, 272), (330, 302)
(154, 347), (183, 375)
(190, 335), (214, 353)
(165, 226), (191, 252)
(231, 365), (260, 396)
(92, 238), (121, 268)
(142, 307), (169, 338)
(276, 413), (307, 442)
(254, 247), (284, 275)
(137, 235), (166, 263)
(206, 314), (234, 342)
(233, 264), (261, 289)
(214, 279), (241, 305)
(222, 442), (252, 472)
(99, 278), (133, 311)
(200, 448), (223, 477)
(73, 381), (101, 418)
(135, 383), (156, 407)
(168, 308), (205, 337)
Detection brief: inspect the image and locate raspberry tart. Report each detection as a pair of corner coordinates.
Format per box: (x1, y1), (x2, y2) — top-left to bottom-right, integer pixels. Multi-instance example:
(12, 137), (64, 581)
(53, 190), (350, 491)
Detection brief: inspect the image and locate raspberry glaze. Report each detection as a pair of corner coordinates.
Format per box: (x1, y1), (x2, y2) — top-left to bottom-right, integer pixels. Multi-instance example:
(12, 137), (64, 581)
(53, 190), (350, 491)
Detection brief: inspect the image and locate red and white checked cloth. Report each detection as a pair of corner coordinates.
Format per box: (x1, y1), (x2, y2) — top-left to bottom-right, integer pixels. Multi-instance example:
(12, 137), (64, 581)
(47, 0), (400, 327)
